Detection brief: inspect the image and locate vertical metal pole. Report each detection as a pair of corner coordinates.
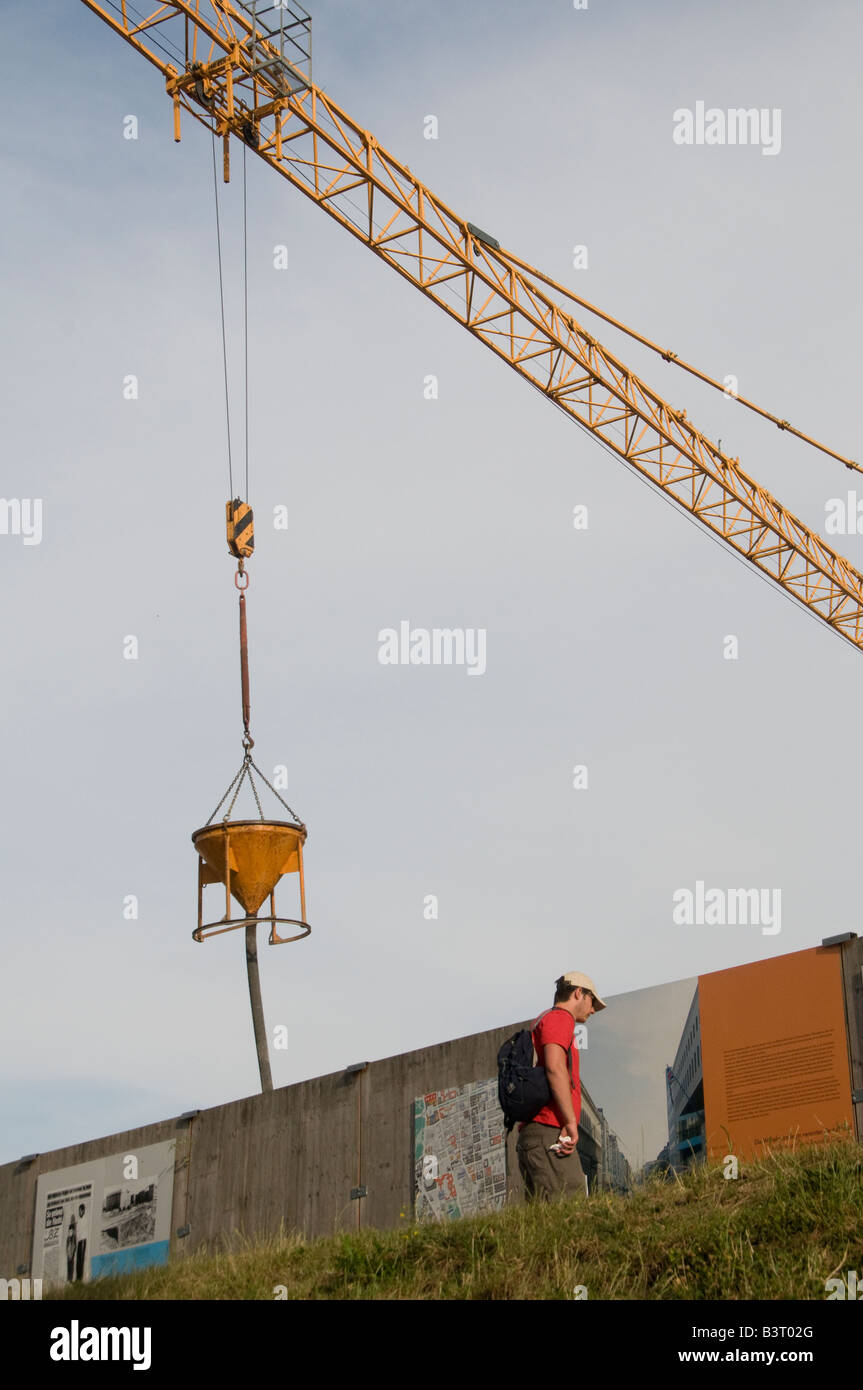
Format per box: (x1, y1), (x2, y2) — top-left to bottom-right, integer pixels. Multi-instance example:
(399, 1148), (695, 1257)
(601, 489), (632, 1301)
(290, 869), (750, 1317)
(245, 922), (273, 1093)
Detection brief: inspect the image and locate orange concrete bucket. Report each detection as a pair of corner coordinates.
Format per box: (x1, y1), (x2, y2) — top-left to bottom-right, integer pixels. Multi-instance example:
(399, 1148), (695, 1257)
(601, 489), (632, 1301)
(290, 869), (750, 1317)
(191, 819), (310, 943)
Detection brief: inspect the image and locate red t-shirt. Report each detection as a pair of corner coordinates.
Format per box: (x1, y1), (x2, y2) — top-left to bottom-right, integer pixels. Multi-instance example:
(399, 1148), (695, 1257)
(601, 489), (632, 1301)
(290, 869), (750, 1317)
(518, 1008), (580, 1131)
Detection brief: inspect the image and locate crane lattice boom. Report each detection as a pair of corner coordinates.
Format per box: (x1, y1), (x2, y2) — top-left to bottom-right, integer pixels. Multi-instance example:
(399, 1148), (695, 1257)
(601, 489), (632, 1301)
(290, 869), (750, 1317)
(81, 1), (863, 650)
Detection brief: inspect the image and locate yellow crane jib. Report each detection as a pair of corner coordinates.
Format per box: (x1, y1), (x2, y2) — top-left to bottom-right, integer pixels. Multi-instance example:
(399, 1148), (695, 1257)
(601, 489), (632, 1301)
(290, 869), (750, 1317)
(226, 498), (254, 560)
(79, 0), (863, 652)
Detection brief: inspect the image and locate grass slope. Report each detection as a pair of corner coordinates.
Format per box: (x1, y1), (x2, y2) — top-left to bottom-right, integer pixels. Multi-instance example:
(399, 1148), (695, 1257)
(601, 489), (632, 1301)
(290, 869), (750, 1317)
(50, 1140), (863, 1301)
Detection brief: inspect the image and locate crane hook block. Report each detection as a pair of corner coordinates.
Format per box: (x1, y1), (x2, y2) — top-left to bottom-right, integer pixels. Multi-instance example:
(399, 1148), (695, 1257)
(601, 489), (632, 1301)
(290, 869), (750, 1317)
(226, 499), (254, 559)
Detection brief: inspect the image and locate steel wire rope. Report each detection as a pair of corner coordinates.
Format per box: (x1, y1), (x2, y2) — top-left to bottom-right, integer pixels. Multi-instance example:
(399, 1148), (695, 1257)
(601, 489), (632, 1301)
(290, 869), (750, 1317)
(287, 96), (854, 475)
(278, 134), (863, 646)
(97, 0), (268, 70)
(503, 248), (858, 475)
(243, 142), (250, 502)
(196, 89), (863, 659)
(541, 391), (863, 657)
(257, 98), (853, 476)
(211, 128), (235, 500)
(227, 121), (862, 651)
(96, 9), (851, 480)
(96, 0), (186, 68)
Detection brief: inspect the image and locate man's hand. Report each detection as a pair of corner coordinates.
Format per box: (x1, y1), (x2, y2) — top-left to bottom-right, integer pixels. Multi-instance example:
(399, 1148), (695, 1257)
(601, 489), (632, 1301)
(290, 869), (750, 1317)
(558, 1121), (579, 1154)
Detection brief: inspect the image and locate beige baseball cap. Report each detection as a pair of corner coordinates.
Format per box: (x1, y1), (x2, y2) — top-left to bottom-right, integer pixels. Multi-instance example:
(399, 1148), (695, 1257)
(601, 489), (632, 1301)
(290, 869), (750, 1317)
(560, 971), (607, 1010)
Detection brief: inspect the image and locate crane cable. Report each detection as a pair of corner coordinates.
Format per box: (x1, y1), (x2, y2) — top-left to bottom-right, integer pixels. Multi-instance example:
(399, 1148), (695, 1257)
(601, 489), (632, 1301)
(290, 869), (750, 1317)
(502, 247), (859, 475)
(211, 127), (235, 501)
(97, 1), (846, 474)
(210, 123), (279, 819)
(211, 132), (253, 498)
(207, 127), (304, 825)
(243, 141), (250, 503)
(321, 169), (856, 476)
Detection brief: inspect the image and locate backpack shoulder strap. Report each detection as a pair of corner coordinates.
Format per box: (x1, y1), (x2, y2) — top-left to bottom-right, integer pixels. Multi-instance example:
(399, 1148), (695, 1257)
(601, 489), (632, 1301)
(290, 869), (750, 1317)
(530, 1008), (553, 1066)
(533, 1008), (574, 1079)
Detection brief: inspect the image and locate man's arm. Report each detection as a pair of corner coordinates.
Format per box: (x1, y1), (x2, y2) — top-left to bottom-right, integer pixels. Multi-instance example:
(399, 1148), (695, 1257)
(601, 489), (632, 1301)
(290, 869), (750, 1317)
(544, 1042), (578, 1148)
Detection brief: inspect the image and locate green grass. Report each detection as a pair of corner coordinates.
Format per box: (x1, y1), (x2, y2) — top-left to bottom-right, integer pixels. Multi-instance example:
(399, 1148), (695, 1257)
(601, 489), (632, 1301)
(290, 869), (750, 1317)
(49, 1140), (863, 1300)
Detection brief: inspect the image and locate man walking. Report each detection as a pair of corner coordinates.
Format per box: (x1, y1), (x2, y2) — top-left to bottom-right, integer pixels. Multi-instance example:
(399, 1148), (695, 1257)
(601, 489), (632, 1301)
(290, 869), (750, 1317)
(516, 971), (605, 1202)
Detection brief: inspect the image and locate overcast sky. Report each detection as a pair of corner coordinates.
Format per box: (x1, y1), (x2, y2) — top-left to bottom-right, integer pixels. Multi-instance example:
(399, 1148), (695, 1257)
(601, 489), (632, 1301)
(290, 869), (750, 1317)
(1, 0), (861, 1166)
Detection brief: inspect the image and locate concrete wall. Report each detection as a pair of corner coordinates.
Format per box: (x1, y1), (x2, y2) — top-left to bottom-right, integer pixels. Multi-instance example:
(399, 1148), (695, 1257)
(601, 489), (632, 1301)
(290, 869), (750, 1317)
(0, 1013), (536, 1278)
(0, 1115), (194, 1282)
(3, 937), (861, 1279)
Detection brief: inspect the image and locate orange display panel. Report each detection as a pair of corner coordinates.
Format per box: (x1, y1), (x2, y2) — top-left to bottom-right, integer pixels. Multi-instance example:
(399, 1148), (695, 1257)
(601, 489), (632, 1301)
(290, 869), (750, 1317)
(699, 946), (854, 1160)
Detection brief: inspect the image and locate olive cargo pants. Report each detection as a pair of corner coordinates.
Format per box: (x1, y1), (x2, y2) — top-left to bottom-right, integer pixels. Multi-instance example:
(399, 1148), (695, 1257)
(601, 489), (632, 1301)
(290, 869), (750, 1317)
(516, 1121), (588, 1202)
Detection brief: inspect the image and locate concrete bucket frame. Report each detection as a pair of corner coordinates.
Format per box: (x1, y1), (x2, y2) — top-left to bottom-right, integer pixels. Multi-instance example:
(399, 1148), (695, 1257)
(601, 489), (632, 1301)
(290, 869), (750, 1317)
(191, 819), (310, 944)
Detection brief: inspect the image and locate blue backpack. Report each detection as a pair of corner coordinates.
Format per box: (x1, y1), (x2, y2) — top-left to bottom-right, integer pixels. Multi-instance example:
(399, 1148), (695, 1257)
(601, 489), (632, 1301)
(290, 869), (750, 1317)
(497, 1008), (574, 1133)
